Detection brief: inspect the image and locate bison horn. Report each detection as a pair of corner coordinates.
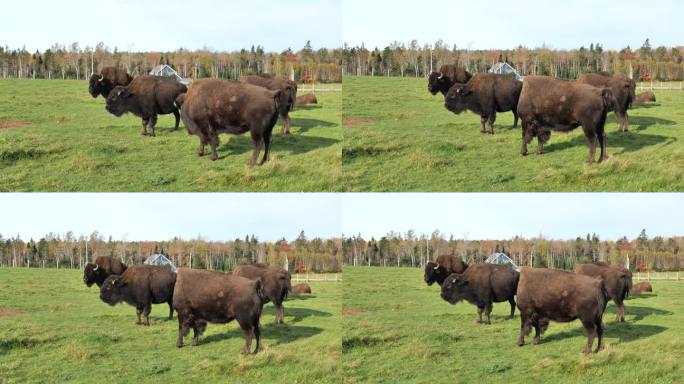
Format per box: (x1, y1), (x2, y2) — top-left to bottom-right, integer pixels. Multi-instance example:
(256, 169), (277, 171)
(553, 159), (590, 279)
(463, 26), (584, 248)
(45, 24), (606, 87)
(98, 74), (104, 82)
(437, 72), (443, 79)
(93, 265), (99, 271)
(433, 264), (440, 270)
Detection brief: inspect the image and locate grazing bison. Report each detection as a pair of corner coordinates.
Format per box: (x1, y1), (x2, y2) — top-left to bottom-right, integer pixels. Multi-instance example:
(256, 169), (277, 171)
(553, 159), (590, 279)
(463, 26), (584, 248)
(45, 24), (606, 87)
(99, 264), (176, 325)
(105, 75), (187, 136)
(427, 64), (472, 96)
(295, 93), (318, 105)
(233, 264), (291, 324)
(631, 281), (653, 294)
(517, 76), (614, 163)
(179, 79), (281, 163)
(172, 268), (265, 353)
(440, 264), (519, 323)
(635, 91), (656, 103)
(577, 73), (636, 132)
(240, 75), (297, 134)
(292, 283), (312, 295)
(424, 254), (469, 286)
(574, 262), (632, 322)
(444, 73), (522, 134)
(83, 256), (127, 287)
(516, 267), (607, 353)
(89, 67), (133, 98)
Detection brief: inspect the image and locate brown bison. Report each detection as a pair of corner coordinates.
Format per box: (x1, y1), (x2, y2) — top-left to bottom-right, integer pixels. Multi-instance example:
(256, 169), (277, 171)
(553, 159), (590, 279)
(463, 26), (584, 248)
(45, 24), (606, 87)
(427, 64), (472, 96)
(577, 73), (636, 131)
(517, 76), (614, 163)
(635, 91), (656, 103)
(444, 73), (522, 134)
(99, 264), (176, 325)
(440, 264), (519, 323)
(172, 268), (265, 353)
(631, 281), (653, 294)
(105, 75), (187, 136)
(240, 75), (297, 134)
(233, 264), (292, 324)
(424, 254), (469, 286)
(89, 67), (133, 98)
(83, 256), (127, 287)
(292, 283), (312, 295)
(295, 93), (318, 105)
(516, 267), (608, 353)
(179, 79), (281, 163)
(574, 262), (632, 322)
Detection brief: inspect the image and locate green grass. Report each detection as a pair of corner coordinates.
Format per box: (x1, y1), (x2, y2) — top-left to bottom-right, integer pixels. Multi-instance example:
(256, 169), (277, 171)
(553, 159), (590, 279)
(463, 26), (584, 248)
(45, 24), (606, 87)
(0, 79), (341, 191)
(0, 268), (341, 383)
(342, 76), (684, 191)
(342, 266), (684, 384)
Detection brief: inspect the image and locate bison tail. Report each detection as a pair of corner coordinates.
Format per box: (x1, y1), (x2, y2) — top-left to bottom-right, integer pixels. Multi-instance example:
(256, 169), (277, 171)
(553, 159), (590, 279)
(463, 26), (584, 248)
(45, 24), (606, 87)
(253, 278), (265, 302)
(598, 281), (609, 313)
(601, 88), (615, 111)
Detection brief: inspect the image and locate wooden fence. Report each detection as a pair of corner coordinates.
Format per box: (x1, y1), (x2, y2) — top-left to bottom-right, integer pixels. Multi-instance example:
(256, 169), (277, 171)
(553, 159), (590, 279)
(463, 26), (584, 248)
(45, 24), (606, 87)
(634, 271), (683, 281)
(636, 81), (684, 90)
(291, 273), (342, 282)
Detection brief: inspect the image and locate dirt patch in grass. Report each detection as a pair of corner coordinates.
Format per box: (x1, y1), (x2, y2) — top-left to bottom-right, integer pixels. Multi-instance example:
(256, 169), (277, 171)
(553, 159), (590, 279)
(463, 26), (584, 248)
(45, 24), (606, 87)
(0, 120), (31, 129)
(0, 309), (24, 317)
(342, 118), (370, 127)
(342, 307), (367, 316)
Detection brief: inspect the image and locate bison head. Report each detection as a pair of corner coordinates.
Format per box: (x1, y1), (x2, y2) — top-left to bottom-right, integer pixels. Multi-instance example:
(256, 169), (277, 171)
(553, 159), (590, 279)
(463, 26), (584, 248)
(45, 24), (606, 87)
(424, 262), (448, 286)
(83, 263), (105, 287)
(440, 273), (469, 304)
(444, 84), (470, 114)
(427, 71), (454, 96)
(89, 74), (114, 98)
(99, 275), (127, 305)
(105, 86), (133, 117)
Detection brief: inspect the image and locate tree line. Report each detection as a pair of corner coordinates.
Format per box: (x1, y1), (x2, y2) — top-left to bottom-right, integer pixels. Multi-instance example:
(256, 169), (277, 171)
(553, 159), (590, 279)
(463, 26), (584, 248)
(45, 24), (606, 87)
(343, 38), (684, 81)
(0, 40), (342, 83)
(0, 230), (341, 273)
(342, 229), (683, 272)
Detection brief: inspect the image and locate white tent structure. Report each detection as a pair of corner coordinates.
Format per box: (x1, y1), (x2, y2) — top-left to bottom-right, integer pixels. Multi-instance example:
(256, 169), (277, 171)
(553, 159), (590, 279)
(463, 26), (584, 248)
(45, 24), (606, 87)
(144, 253), (178, 272)
(485, 252), (520, 271)
(489, 62), (524, 81)
(149, 64), (190, 84)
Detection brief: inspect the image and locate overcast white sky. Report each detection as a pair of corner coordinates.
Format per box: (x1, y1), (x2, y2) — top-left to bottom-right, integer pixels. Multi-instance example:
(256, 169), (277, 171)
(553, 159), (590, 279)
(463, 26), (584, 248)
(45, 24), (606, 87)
(342, 193), (683, 241)
(343, 0), (682, 50)
(1, 0), (341, 52)
(0, 193), (342, 242)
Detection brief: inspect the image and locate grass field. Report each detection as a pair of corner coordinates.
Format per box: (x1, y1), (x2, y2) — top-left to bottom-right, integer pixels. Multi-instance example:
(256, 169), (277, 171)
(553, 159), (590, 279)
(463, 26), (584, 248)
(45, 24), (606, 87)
(342, 267), (683, 384)
(0, 79), (341, 191)
(342, 76), (684, 191)
(0, 268), (341, 383)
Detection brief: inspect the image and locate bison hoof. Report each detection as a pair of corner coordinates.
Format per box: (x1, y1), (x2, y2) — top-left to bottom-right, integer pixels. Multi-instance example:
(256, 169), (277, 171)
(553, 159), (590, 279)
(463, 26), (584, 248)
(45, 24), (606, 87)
(532, 337), (540, 345)
(517, 340), (525, 347)
(210, 155), (218, 161)
(191, 339), (199, 346)
(176, 341), (183, 348)
(599, 156), (608, 163)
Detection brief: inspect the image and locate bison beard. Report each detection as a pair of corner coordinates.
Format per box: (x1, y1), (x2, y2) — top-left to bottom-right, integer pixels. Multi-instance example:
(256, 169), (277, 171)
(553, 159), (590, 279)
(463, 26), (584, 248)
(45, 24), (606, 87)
(424, 254), (469, 286)
(83, 256), (127, 287)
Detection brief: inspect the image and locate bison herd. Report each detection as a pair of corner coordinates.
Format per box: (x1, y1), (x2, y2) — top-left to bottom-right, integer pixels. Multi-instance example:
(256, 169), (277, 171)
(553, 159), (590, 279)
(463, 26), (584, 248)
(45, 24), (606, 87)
(88, 67), (318, 164)
(83, 256), (312, 354)
(424, 254), (655, 353)
(429, 65), (658, 164)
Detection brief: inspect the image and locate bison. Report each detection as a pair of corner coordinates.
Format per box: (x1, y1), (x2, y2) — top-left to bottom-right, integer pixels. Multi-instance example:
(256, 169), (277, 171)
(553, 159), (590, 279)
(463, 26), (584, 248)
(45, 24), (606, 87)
(631, 281), (653, 294)
(440, 264), (519, 323)
(173, 268), (265, 353)
(635, 91), (656, 103)
(83, 256), (127, 287)
(179, 79), (281, 163)
(295, 93), (318, 105)
(99, 264), (176, 326)
(240, 75), (297, 134)
(427, 64), (472, 96)
(444, 73), (522, 134)
(424, 254), (469, 286)
(233, 264), (291, 324)
(577, 73), (636, 132)
(292, 283), (312, 295)
(105, 75), (187, 136)
(574, 262), (632, 322)
(516, 267), (607, 353)
(89, 67), (133, 98)
(517, 76), (614, 163)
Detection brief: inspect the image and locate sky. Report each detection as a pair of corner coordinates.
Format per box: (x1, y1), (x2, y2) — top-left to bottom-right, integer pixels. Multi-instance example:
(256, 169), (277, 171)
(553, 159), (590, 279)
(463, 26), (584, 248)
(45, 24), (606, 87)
(0, 0), (341, 52)
(0, 193), (342, 242)
(343, 0), (683, 50)
(342, 193), (683, 241)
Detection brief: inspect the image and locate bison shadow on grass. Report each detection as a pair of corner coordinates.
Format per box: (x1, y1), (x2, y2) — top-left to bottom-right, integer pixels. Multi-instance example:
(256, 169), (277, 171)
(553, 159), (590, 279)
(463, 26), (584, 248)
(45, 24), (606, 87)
(261, 306), (332, 324)
(625, 116), (676, 131)
(541, 131), (673, 157)
(626, 305), (673, 322)
(542, 323), (667, 346)
(199, 324), (324, 348)
(288, 118), (337, 134)
(292, 104), (323, 111)
(216, 135), (339, 159)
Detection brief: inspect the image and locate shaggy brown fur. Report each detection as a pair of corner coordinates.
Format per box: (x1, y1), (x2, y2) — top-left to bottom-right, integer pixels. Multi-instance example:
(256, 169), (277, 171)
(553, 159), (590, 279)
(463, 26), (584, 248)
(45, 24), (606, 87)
(233, 264), (292, 324)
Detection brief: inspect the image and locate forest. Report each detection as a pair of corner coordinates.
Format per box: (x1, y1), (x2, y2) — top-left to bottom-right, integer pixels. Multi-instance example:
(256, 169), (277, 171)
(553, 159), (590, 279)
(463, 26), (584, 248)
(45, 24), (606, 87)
(342, 38), (684, 81)
(0, 40), (342, 82)
(342, 229), (684, 271)
(0, 231), (341, 273)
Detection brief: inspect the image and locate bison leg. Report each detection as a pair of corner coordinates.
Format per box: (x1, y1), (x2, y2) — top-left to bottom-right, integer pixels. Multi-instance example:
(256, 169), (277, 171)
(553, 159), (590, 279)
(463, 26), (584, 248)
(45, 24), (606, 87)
(520, 121), (533, 156)
(581, 319), (597, 354)
(191, 321), (206, 346)
(488, 114), (496, 135)
(512, 109), (519, 128)
(249, 132), (264, 167)
(238, 320), (254, 355)
(275, 303), (285, 324)
(483, 304), (492, 324)
(532, 320), (542, 345)
(508, 298), (516, 319)
(594, 320), (604, 353)
(479, 116), (487, 134)
(149, 114), (158, 137)
(583, 128), (597, 164)
(196, 134), (207, 157)
(209, 133), (220, 161)
(476, 306), (484, 324)
(141, 119), (149, 136)
(260, 129), (273, 165)
(282, 115), (290, 135)
(253, 321), (262, 354)
(176, 314), (189, 348)
(136, 307), (143, 324)
(143, 305), (151, 326)
(597, 125), (607, 163)
(536, 135), (544, 155)
(517, 314), (531, 346)
(168, 301), (174, 320)
(616, 302), (625, 322)
(173, 109), (181, 130)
